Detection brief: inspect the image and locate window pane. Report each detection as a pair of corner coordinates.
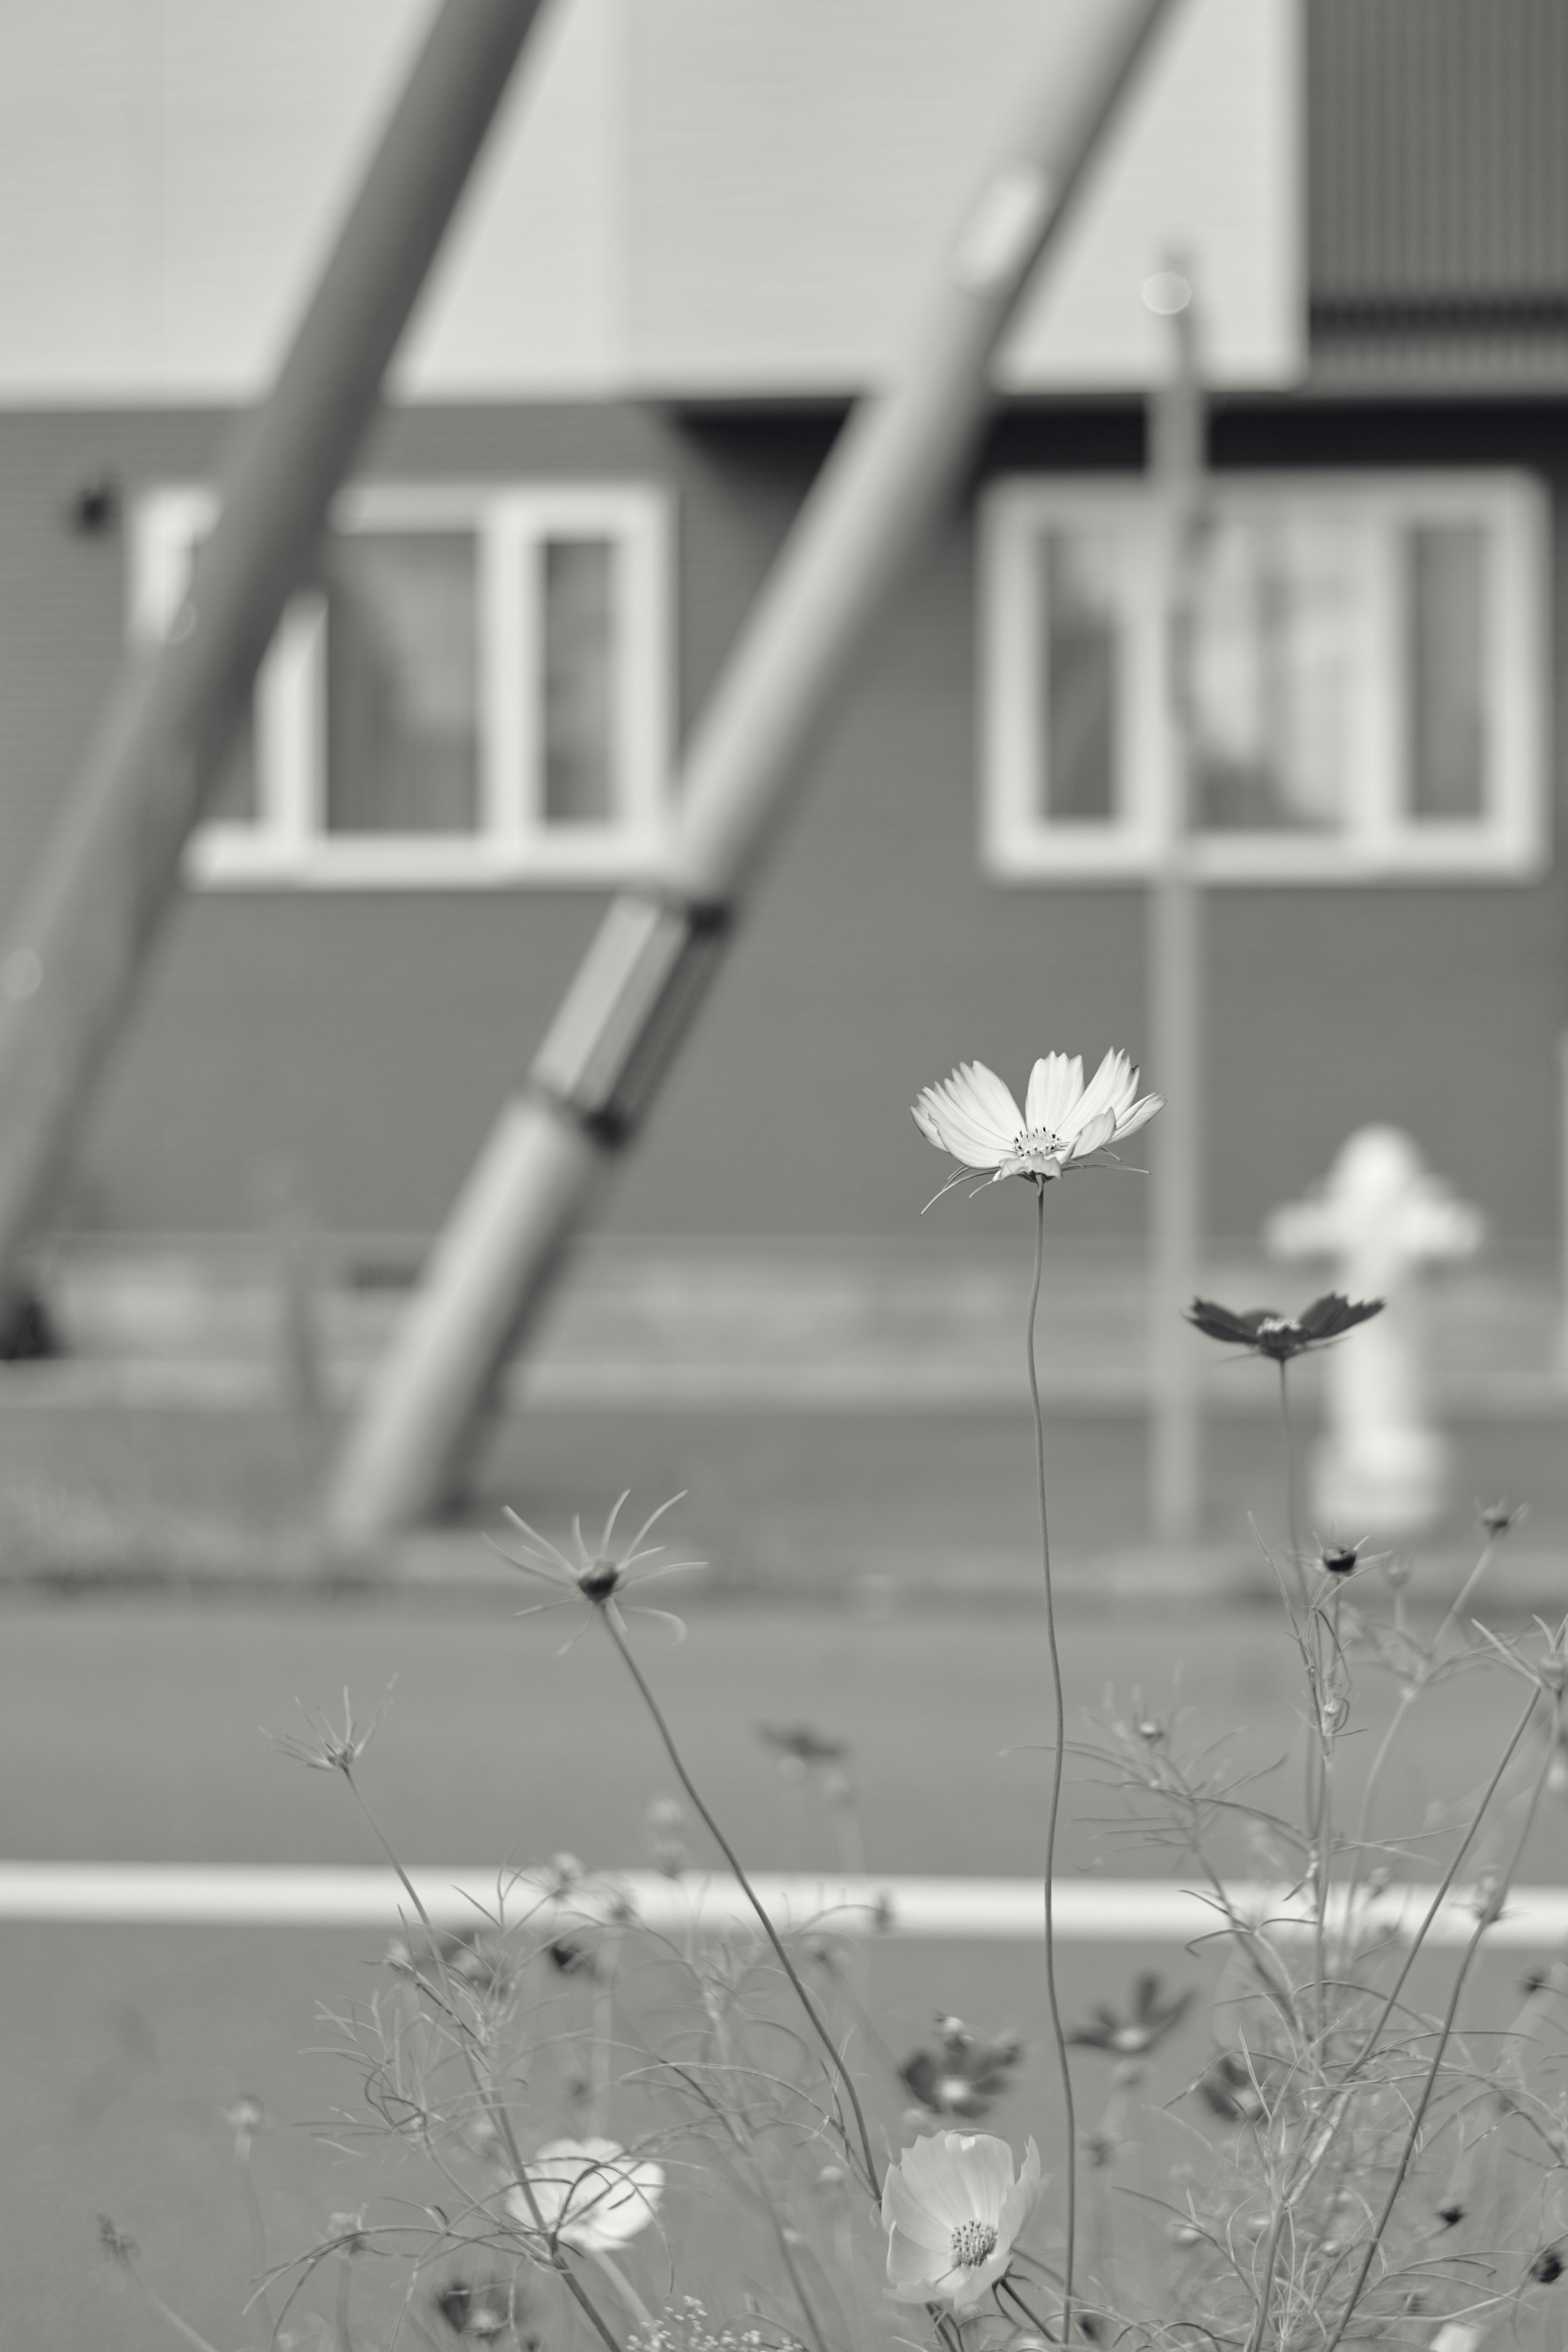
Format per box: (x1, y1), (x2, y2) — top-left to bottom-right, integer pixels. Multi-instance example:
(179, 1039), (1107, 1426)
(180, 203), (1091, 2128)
(207, 710), (258, 823)
(1192, 516), (1361, 833)
(542, 537), (615, 824)
(323, 530), (479, 835)
(1036, 529), (1119, 822)
(1407, 524), (1486, 820)
(187, 527), (257, 823)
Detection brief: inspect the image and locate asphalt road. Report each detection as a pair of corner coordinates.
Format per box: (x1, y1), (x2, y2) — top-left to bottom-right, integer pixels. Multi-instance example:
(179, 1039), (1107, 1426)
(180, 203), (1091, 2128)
(4, 1587), (1562, 2349)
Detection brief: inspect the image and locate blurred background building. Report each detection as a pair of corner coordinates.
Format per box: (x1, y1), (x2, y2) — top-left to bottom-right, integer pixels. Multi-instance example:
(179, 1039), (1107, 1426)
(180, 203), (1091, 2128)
(0, 0), (1563, 1549)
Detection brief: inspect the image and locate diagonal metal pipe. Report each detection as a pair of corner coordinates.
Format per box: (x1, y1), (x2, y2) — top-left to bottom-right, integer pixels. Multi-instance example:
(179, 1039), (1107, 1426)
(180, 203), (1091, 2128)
(0, 0), (546, 1297)
(326, 0), (1179, 1543)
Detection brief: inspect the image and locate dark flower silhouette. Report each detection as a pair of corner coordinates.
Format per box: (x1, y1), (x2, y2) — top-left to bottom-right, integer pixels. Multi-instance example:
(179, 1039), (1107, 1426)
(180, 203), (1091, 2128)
(1194, 2050), (1272, 2125)
(1069, 1973), (1193, 2058)
(1185, 1293), (1383, 1364)
(900, 2014), (1024, 2121)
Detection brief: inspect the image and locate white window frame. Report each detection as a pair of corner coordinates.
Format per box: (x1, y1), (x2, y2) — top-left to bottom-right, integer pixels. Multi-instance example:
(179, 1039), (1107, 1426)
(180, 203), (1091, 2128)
(980, 470), (1550, 885)
(129, 481), (676, 889)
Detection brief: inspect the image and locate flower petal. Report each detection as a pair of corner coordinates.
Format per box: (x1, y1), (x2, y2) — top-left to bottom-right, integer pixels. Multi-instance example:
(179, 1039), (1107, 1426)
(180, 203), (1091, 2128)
(1025, 1052), (1082, 1137)
(887, 2220), (949, 2281)
(953, 1060), (1028, 1139)
(1067, 1108), (1118, 1161)
(1111, 1091), (1164, 1142)
(1072, 1048), (1134, 1132)
(913, 1065), (1021, 1170)
(882, 2165), (953, 2252)
(951, 2130), (1015, 2219)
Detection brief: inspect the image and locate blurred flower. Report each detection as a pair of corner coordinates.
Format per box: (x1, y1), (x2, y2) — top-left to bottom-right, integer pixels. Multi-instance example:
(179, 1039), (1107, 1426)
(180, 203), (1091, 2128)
(913, 1050), (1162, 1203)
(509, 2138), (664, 2252)
(1069, 1974), (1192, 2058)
(1185, 1293), (1383, 1363)
(328, 2212), (371, 2256)
(758, 1722), (850, 1779)
(492, 1492), (703, 1643)
(1194, 2051), (1269, 2125)
(1531, 2247), (1565, 2285)
(1318, 1539), (1363, 1577)
(267, 1685), (392, 1775)
(98, 2214), (137, 2267)
(644, 1795), (689, 1877)
(434, 2278), (521, 2339)
(1430, 2328), (1483, 2352)
(1479, 1498), (1528, 1538)
(223, 2093), (264, 2159)
(882, 2130), (1042, 2312)
(900, 2015), (1024, 2121)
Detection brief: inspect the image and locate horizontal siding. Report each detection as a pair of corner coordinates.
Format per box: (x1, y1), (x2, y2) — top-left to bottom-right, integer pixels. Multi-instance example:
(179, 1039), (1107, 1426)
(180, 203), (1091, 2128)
(0, 402), (1564, 1251)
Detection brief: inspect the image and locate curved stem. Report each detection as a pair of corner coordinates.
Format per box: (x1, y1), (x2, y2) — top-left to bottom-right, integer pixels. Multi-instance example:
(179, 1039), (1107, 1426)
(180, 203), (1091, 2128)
(1321, 1692), (1558, 2352)
(1026, 1180), (1078, 2341)
(584, 2245), (654, 2334)
(598, 1605), (881, 2198)
(341, 1770), (624, 2352)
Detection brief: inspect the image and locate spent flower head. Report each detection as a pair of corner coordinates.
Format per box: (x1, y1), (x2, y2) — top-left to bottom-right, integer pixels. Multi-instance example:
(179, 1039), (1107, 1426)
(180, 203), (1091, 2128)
(491, 1490), (703, 1644)
(267, 1685), (392, 1775)
(882, 2129), (1042, 2312)
(1186, 1292), (1383, 1363)
(913, 1049), (1162, 1205)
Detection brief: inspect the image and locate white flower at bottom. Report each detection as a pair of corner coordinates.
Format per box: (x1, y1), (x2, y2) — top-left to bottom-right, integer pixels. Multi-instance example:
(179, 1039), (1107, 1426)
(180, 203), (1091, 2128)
(882, 2129), (1042, 2312)
(913, 1050), (1162, 1195)
(508, 2138), (664, 2252)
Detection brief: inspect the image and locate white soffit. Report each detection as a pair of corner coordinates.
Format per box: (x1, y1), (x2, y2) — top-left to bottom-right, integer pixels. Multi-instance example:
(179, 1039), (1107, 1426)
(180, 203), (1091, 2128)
(0, 0), (1297, 405)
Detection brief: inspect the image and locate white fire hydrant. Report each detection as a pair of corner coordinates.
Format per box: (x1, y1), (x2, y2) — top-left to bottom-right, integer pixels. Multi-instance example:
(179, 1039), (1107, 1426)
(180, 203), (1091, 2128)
(1265, 1126), (1483, 1538)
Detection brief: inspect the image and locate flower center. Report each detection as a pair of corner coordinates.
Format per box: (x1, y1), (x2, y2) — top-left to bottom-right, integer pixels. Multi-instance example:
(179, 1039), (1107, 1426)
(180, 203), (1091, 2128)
(951, 2218), (998, 2269)
(577, 1557), (622, 1603)
(1255, 1317), (1299, 1338)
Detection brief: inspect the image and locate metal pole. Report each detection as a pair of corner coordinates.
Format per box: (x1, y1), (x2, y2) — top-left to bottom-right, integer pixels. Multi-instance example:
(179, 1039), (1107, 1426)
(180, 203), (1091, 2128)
(0, 0), (545, 1295)
(326, 0), (1179, 1541)
(1146, 278), (1206, 1542)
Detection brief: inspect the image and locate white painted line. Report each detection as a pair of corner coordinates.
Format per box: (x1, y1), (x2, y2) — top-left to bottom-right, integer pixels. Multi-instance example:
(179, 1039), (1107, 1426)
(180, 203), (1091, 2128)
(0, 1866), (1566, 1944)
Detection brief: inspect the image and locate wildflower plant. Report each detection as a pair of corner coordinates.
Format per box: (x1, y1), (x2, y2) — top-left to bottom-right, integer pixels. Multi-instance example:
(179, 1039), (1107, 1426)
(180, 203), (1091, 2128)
(125, 1045), (1568, 2352)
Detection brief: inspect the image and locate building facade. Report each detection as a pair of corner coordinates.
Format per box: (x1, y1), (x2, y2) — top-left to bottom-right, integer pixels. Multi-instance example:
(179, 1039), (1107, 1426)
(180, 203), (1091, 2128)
(0, 0), (1563, 1263)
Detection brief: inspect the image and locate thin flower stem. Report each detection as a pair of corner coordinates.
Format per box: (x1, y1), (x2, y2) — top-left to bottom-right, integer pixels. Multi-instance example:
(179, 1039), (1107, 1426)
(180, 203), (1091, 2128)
(1347, 1682), (1542, 2074)
(119, 2262), (226, 2352)
(1348, 1535), (1499, 1911)
(598, 1604), (881, 2198)
(1278, 1360), (1304, 1595)
(1321, 1693), (1559, 2352)
(338, 1770), (624, 2352)
(335, 2249), (356, 2352)
(1026, 1180), (1078, 2343)
(583, 2245), (655, 2333)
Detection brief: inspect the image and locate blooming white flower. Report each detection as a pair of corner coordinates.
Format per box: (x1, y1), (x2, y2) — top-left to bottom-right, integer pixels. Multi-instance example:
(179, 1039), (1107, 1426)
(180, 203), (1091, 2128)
(913, 1050), (1163, 1201)
(882, 2129), (1042, 2312)
(509, 2137), (664, 2252)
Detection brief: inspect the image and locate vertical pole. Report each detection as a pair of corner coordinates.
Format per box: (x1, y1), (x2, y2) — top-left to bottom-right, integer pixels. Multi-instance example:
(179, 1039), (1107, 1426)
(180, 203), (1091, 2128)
(325, 0), (1179, 1541)
(1557, 1032), (1568, 1377)
(1146, 277), (1206, 1543)
(0, 0), (545, 1298)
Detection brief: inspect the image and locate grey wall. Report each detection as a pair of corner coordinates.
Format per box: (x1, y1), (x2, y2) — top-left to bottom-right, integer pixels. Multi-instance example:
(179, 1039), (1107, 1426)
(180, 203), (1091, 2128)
(0, 398), (1563, 1250)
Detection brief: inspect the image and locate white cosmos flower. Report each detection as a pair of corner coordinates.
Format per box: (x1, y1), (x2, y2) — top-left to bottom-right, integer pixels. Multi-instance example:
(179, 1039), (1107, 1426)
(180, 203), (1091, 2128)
(508, 2137), (664, 2252)
(882, 2129), (1042, 2312)
(913, 1050), (1163, 1199)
